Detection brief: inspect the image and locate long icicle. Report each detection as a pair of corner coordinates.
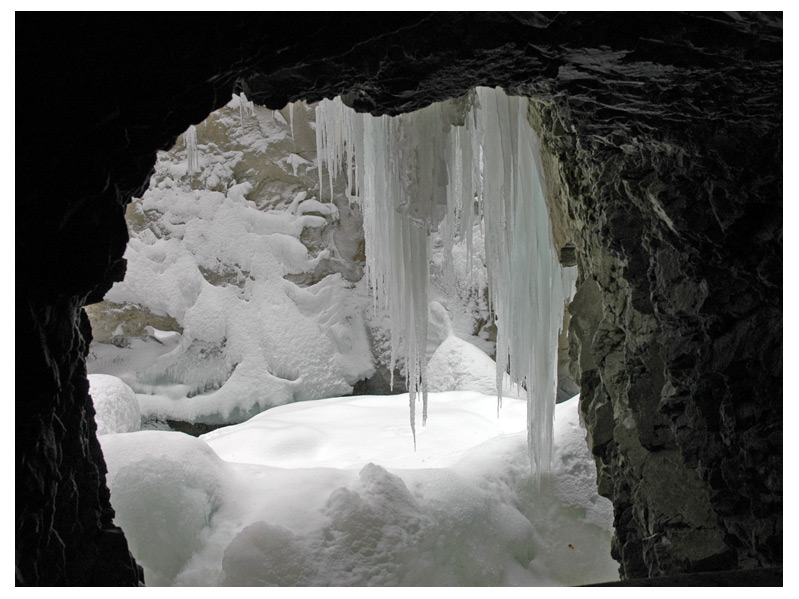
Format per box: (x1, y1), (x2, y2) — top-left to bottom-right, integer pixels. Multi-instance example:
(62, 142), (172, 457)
(315, 89), (574, 477)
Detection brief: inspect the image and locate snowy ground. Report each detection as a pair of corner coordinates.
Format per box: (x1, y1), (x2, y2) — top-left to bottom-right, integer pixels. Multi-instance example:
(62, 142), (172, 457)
(99, 393), (619, 587)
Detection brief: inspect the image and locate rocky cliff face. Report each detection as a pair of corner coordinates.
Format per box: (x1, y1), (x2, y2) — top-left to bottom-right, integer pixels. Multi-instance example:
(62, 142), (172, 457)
(517, 21), (782, 573)
(531, 88), (782, 574)
(17, 13), (781, 584)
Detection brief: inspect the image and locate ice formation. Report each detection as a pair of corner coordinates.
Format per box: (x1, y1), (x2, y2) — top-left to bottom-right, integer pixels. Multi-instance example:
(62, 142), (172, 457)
(289, 101), (295, 142)
(185, 125), (198, 175)
(238, 93), (254, 130)
(315, 87), (576, 476)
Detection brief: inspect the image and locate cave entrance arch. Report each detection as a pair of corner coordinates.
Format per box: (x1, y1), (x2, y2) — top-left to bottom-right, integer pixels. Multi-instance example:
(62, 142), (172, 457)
(85, 88), (615, 586)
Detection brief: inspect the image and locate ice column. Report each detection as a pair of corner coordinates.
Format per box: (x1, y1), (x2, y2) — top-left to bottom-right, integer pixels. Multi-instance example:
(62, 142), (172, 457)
(315, 99), (450, 445)
(289, 102), (295, 142)
(472, 88), (575, 479)
(316, 89), (573, 477)
(238, 93), (255, 131)
(185, 125), (198, 177)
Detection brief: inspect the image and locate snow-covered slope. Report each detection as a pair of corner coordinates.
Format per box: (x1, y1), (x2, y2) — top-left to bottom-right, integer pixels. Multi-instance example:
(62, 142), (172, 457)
(100, 394), (618, 587)
(87, 97), (376, 425)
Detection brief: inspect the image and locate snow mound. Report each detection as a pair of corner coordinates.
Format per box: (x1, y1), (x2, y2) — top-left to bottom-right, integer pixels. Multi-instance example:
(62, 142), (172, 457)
(221, 463), (426, 586)
(88, 374), (140, 436)
(99, 431), (232, 586)
(426, 335), (499, 395)
(102, 395), (617, 586)
(221, 521), (312, 586)
(201, 391), (527, 470)
(426, 300), (454, 354)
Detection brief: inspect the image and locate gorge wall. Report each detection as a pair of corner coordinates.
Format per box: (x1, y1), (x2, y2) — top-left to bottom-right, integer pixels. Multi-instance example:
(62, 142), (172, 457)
(16, 13), (781, 584)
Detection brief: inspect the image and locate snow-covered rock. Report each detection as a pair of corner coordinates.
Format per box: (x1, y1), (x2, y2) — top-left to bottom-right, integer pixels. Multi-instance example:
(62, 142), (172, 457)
(88, 374), (140, 436)
(424, 302), (520, 397)
(87, 98), (375, 425)
(100, 431), (232, 586)
(426, 335), (499, 395)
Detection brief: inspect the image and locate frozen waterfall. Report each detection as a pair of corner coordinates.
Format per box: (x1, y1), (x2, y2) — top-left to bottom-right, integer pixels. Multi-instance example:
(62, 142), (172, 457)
(315, 87), (576, 478)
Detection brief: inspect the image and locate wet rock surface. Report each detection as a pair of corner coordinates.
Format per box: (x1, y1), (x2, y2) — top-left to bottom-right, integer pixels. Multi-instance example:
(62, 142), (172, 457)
(17, 12), (780, 584)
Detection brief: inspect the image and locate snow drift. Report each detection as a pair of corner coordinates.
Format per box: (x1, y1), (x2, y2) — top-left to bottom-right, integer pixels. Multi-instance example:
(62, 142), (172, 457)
(100, 394), (617, 586)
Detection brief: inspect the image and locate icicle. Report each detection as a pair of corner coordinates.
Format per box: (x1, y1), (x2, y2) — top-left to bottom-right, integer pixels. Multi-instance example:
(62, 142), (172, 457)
(314, 88), (572, 475)
(239, 93), (255, 131)
(289, 102), (295, 144)
(324, 102), (334, 201)
(345, 111), (356, 200)
(185, 125), (198, 177)
(315, 101), (325, 201)
(470, 88), (571, 484)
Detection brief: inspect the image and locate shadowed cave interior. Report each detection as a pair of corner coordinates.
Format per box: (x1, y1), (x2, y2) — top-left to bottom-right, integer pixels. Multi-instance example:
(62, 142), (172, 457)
(16, 12), (781, 586)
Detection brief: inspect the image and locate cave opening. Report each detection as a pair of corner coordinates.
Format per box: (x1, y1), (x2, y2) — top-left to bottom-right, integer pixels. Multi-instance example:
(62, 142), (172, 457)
(85, 87), (620, 586)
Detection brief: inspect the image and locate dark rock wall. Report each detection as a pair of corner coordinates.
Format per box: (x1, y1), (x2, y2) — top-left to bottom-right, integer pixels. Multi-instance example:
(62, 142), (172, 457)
(16, 12), (780, 584)
(519, 14), (782, 575)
